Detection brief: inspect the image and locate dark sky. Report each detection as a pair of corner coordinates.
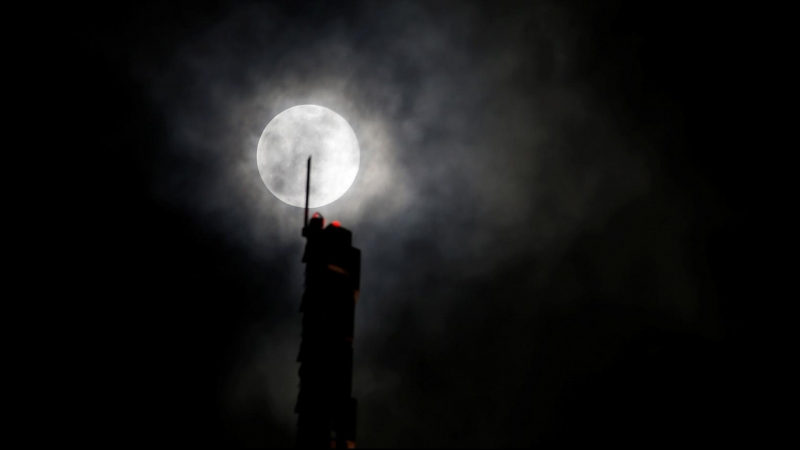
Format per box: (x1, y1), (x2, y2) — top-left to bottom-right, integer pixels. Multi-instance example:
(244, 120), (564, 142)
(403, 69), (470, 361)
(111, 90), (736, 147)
(79, 0), (749, 447)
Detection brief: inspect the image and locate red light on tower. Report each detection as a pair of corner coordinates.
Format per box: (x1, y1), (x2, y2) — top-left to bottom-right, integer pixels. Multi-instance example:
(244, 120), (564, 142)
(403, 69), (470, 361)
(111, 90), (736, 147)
(332, 221), (341, 227)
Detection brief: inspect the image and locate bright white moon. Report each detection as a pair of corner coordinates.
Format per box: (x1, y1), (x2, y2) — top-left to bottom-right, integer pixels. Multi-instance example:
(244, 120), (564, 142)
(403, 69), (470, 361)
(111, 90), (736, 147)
(257, 105), (360, 208)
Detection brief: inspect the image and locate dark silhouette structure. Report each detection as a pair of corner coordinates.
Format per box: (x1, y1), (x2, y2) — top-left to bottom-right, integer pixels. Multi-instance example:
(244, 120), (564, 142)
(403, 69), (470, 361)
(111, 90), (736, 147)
(296, 157), (360, 449)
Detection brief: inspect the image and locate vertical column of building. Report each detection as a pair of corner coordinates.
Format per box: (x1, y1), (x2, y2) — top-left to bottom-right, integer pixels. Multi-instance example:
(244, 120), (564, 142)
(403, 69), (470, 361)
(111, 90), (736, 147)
(296, 214), (360, 449)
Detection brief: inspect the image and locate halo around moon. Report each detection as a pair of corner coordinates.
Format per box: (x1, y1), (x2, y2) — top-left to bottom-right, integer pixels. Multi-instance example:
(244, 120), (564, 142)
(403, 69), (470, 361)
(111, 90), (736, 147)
(257, 105), (360, 208)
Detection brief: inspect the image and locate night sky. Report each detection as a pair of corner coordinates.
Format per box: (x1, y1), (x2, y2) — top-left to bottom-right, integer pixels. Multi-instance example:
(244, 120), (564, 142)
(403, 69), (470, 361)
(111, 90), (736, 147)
(78, 0), (751, 446)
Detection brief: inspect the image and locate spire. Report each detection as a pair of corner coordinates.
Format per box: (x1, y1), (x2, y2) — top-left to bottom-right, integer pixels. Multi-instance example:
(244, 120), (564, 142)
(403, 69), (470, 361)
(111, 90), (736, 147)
(304, 155), (311, 229)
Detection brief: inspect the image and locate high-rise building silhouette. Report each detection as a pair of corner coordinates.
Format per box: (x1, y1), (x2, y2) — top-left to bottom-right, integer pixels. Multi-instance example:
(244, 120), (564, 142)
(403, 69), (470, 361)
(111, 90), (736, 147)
(296, 157), (360, 449)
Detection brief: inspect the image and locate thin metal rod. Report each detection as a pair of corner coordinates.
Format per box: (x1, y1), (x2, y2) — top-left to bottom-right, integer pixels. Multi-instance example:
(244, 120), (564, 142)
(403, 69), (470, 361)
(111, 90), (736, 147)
(304, 156), (311, 228)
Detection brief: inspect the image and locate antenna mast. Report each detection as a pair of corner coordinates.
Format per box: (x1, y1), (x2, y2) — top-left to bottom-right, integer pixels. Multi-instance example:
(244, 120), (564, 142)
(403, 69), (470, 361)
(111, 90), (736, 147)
(304, 156), (311, 229)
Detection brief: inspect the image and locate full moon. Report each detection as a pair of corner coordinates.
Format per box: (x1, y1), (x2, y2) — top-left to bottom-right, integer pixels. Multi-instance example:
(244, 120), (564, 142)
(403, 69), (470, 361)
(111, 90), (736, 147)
(257, 105), (360, 208)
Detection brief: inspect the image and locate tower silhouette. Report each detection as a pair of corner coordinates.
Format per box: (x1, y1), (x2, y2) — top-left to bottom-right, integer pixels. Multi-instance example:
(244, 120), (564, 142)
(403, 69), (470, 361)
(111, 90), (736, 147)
(296, 157), (360, 449)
